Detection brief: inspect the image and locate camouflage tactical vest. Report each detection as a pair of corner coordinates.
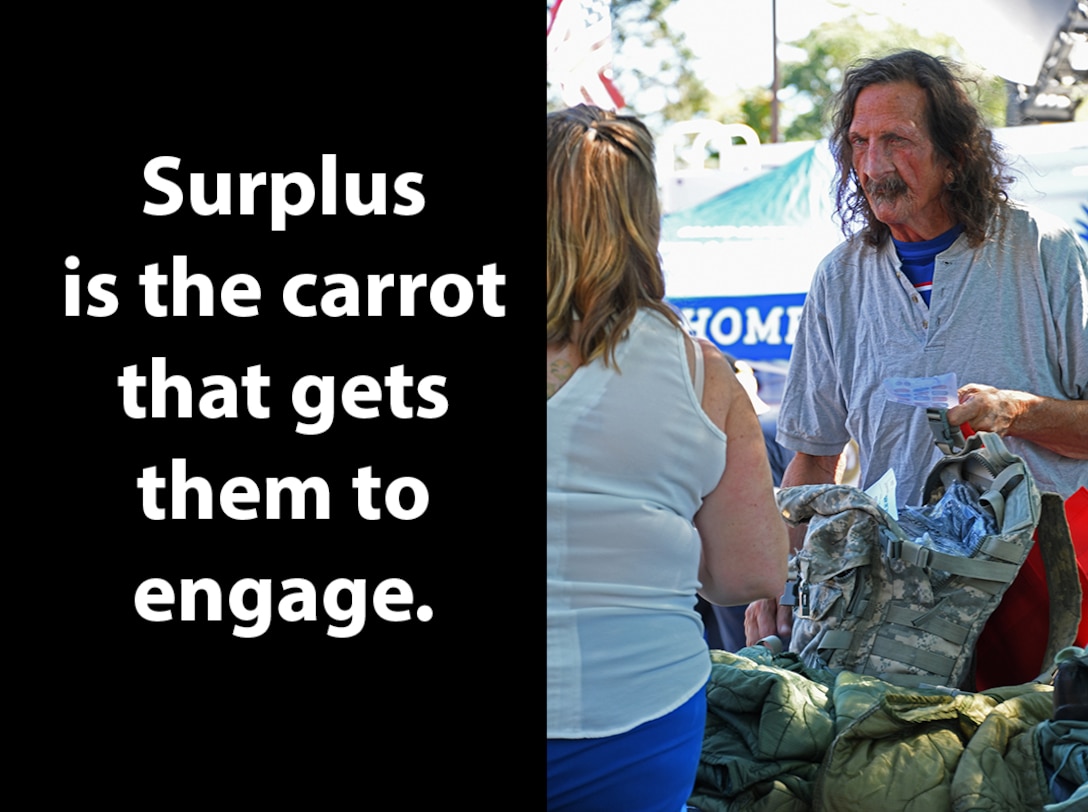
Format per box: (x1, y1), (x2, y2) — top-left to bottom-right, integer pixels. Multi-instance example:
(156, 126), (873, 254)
(782, 431), (1045, 691)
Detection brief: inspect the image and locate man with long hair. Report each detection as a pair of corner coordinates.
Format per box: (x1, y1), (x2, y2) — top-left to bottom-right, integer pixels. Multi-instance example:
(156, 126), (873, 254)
(745, 50), (1088, 689)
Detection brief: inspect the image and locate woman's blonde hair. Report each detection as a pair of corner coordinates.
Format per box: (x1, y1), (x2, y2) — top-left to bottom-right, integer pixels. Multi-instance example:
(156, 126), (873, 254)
(547, 104), (680, 367)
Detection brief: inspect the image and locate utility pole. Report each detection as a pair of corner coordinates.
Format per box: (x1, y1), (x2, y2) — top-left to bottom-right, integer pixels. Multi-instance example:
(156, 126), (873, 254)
(771, 0), (780, 143)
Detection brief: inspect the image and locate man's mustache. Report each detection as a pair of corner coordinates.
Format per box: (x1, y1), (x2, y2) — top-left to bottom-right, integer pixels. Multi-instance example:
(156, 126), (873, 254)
(865, 175), (908, 200)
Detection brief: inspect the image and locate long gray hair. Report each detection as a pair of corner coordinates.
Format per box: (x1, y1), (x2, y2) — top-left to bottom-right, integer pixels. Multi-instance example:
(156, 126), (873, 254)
(828, 50), (1014, 247)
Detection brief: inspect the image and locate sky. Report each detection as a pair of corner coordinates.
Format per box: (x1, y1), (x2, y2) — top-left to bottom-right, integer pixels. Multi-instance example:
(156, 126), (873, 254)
(657, 0), (1069, 96)
(550, 0), (1083, 132)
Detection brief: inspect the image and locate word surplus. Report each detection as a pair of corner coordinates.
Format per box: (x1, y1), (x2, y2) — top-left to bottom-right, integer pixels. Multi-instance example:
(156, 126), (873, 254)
(143, 154), (424, 231)
(134, 576), (433, 638)
(63, 255), (505, 319)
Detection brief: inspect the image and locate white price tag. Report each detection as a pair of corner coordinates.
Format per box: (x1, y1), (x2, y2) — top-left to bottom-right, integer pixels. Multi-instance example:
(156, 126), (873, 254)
(882, 372), (959, 409)
(864, 468), (898, 521)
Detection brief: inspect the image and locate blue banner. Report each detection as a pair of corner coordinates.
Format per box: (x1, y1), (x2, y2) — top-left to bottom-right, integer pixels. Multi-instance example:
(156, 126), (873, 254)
(668, 293), (807, 362)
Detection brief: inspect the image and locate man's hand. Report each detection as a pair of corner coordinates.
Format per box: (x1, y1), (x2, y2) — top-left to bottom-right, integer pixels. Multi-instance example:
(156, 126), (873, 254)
(744, 597), (794, 646)
(946, 383), (1027, 435)
(947, 383), (1088, 458)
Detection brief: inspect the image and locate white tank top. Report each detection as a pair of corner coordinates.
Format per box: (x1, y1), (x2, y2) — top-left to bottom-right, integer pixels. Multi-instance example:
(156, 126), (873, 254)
(547, 308), (727, 738)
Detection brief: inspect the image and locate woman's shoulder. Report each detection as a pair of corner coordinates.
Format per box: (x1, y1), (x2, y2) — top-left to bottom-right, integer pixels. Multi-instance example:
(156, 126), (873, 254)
(691, 337), (746, 430)
(692, 336), (730, 372)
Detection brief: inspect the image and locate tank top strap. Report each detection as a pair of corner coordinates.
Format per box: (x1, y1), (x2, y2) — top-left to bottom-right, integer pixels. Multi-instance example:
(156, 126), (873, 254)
(690, 337), (705, 402)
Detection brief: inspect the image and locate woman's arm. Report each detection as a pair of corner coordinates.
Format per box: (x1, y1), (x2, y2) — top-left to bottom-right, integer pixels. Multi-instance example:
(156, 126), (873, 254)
(742, 450), (842, 643)
(693, 340), (790, 607)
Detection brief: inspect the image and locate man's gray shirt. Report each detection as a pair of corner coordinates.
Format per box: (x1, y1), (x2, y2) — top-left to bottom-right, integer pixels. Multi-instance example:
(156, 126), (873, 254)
(777, 202), (1088, 503)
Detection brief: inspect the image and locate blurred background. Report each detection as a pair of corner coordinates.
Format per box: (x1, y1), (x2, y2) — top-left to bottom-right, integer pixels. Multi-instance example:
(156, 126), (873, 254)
(549, 1), (1088, 651)
(548, 0), (1087, 138)
(548, 0), (1088, 491)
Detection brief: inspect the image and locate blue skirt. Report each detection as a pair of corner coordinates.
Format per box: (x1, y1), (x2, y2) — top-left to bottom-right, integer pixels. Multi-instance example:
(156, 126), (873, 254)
(547, 686), (707, 812)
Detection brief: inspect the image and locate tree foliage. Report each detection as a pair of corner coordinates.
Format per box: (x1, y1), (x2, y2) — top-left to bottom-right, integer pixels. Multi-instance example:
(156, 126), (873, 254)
(549, 2), (1010, 141)
(546, 0), (713, 133)
(771, 16), (1008, 142)
(609, 0), (712, 130)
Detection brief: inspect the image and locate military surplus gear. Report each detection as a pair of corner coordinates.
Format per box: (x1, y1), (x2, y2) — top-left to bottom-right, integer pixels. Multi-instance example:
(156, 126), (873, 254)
(689, 645), (1080, 812)
(926, 405), (966, 454)
(780, 431), (1078, 691)
(1052, 646), (1088, 722)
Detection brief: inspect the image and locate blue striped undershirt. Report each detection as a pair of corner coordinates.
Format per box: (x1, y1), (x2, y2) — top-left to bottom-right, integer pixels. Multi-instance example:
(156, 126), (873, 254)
(892, 223), (965, 306)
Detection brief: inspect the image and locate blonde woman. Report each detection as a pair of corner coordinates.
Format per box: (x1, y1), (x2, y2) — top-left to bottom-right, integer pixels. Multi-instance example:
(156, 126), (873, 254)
(547, 104), (789, 812)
